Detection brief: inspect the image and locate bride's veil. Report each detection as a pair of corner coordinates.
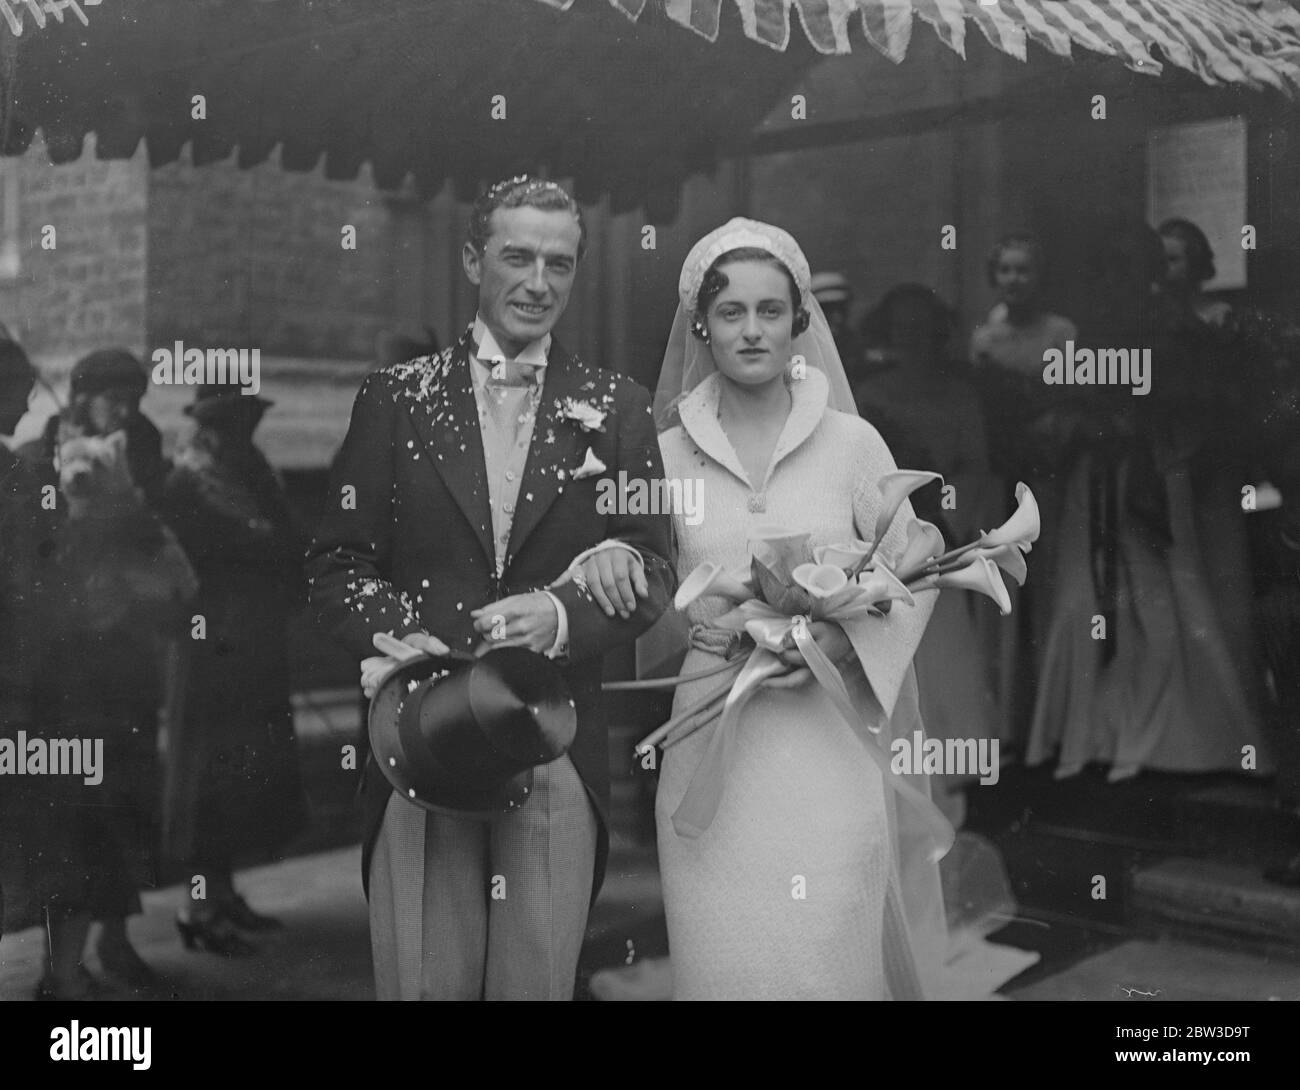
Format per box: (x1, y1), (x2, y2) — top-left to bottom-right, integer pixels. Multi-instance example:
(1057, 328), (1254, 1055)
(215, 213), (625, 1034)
(653, 218), (857, 431)
(640, 218), (969, 999)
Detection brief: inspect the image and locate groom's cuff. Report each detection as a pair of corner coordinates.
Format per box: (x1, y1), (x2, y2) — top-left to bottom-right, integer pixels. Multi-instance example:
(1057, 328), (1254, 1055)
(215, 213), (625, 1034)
(542, 591), (569, 659)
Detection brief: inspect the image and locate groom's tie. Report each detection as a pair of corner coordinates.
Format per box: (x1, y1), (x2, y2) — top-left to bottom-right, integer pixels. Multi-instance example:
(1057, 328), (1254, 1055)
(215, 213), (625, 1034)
(477, 356), (542, 388)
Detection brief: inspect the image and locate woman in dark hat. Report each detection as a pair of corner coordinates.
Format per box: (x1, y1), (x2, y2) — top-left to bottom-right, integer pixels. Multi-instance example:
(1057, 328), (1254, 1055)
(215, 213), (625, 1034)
(23, 416), (196, 996)
(161, 384), (307, 954)
(4, 342), (198, 996)
(20, 348), (169, 507)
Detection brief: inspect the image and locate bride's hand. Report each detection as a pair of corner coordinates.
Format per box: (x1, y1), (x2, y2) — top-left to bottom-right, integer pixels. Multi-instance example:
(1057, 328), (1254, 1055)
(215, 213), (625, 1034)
(766, 621), (852, 689)
(575, 548), (648, 620)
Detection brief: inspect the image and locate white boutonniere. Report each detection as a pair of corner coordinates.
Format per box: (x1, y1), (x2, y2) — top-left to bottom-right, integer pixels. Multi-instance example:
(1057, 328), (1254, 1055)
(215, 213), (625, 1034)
(561, 397), (607, 432)
(572, 447), (607, 481)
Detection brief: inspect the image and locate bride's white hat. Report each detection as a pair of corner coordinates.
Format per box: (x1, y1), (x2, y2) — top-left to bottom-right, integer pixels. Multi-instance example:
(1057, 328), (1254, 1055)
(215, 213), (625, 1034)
(677, 217), (811, 315)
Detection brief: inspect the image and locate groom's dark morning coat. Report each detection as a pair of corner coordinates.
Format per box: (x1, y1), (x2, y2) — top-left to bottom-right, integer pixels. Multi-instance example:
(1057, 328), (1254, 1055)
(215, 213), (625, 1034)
(307, 329), (675, 896)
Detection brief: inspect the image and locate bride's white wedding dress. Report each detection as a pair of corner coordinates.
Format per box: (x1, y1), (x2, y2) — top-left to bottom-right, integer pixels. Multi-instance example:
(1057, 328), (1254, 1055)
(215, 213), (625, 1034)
(655, 367), (942, 1000)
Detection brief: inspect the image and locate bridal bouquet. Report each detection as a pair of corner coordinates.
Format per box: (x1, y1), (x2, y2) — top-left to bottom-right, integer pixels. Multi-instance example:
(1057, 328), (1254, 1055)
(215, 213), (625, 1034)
(607, 472), (1039, 841)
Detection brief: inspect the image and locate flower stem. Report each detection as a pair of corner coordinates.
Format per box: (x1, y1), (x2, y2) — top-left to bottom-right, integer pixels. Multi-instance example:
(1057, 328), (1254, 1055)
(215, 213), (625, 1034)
(931, 539), (981, 568)
(602, 655), (741, 692)
(846, 538), (881, 581)
(659, 688), (733, 751)
(897, 539), (983, 584)
(634, 664), (745, 752)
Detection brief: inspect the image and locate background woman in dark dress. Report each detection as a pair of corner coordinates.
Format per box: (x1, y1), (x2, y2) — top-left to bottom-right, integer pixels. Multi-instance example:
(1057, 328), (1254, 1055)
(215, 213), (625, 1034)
(162, 385), (307, 954)
(21, 391), (196, 998)
(855, 284), (1000, 823)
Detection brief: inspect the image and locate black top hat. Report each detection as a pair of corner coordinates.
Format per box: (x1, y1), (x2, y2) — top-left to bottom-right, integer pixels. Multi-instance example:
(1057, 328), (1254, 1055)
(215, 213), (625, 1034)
(368, 647), (577, 818)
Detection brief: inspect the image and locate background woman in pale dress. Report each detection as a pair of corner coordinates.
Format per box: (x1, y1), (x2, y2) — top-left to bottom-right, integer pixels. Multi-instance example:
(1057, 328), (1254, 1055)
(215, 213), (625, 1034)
(969, 235), (1077, 748)
(583, 220), (949, 999)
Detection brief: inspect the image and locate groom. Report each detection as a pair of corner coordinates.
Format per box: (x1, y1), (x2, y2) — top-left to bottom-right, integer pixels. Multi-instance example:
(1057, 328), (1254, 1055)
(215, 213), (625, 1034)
(307, 176), (674, 1000)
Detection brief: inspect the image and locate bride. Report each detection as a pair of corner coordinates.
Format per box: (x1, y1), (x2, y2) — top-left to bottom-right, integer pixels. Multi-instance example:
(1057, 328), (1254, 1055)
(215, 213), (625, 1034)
(575, 219), (951, 999)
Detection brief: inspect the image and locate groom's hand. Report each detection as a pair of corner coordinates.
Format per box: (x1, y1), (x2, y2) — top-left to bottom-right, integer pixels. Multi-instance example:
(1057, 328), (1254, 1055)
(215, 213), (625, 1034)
(470, 593), (558, 655)
(359, 631), (451, 698)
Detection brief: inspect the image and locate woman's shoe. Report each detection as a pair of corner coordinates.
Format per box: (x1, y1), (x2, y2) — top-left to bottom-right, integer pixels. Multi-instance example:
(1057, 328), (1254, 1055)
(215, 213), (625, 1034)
(223, 895), (283, 933)
(175, 914), (256, 956)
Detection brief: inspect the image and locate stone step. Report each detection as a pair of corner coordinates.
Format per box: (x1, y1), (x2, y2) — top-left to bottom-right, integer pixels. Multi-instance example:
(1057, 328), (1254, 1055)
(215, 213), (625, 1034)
(992, 822), (1148, 927)
(966, 764), (1222, 853)
(966, 763), (1300, 944)
(1131, 857), (1300, 958)
(1173, 781), (1300, 867)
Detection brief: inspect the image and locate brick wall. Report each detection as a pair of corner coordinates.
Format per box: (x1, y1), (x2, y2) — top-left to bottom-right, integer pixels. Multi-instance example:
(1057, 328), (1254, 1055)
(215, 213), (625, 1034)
(0, 133), (149, 378)
(147, 149), (400, 360)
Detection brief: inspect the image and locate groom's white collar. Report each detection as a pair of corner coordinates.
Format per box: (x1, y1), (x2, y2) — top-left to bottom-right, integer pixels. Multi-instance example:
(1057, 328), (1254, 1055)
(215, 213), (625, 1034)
(676, 366), (831, 492)
(471, 314), (552, 368)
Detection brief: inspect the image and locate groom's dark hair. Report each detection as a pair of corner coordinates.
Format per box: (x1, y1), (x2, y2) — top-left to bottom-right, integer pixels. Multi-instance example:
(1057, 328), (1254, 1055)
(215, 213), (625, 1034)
(469, 175), (587, 261)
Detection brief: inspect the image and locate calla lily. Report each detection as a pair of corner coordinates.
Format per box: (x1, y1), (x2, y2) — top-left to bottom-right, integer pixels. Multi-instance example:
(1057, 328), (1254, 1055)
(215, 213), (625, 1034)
(932, 556), (1012, 615)
(813, 539), (873, 569)
(751, 555), (812, 615)
(674, 561), (754, 610)
(791, 562), (849, 600)
(894, 519), (947, 580)
(857, 560), (916, 608)
(749, 526), (814, 583)
(744, 616), (796, 654)
(967, 543), (1028, 587)
(979, 482), (1040, 550)
(872, 471), (943, 548)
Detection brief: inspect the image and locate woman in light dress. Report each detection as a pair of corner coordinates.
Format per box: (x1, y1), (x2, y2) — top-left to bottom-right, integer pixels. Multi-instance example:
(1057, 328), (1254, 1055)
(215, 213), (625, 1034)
(580, 221), (962, 1000)
(969, 235), (1078, 747)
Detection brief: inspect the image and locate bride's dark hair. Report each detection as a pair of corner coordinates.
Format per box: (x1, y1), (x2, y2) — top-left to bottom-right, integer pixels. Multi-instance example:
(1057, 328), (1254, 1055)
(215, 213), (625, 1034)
(694, 247), (811, 338)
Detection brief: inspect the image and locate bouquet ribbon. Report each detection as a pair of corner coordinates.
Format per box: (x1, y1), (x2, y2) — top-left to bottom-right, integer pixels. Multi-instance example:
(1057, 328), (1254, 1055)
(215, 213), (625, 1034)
(670, 599), (955, 862)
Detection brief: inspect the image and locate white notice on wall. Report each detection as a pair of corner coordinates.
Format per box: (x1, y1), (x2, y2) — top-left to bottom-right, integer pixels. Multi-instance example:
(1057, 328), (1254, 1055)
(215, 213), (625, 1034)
(1147, 116), (1248, 291)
